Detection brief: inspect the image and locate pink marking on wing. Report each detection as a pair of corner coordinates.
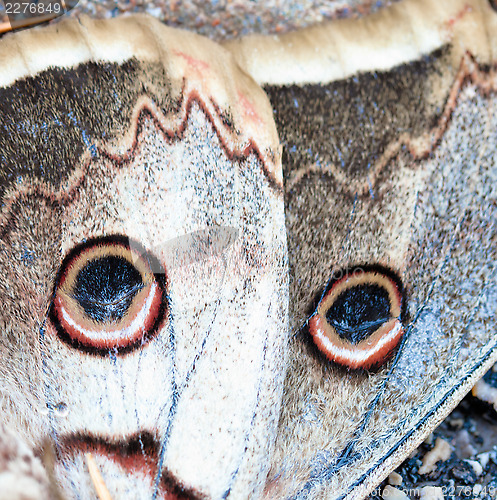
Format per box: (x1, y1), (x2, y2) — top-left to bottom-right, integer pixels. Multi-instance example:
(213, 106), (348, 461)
(174, 50), (210, 73)
(237, 91), (263, 128)
(445, 4), (473, 28)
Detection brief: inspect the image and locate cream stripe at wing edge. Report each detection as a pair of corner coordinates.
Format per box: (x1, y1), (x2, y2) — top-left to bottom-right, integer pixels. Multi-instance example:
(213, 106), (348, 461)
(222, 0), (497, 86)
(0, 14), (199, 87)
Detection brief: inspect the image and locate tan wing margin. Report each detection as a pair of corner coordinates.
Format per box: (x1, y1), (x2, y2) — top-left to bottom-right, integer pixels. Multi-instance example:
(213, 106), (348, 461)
(223, 0), (497, 86)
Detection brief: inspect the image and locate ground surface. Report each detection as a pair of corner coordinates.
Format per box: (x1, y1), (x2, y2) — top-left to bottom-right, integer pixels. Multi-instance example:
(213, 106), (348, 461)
(1, 0), (394, 38)
(370, 370), (497, 499)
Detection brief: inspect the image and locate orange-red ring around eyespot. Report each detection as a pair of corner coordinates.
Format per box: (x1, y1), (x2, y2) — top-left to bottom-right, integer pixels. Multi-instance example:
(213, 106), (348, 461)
(308, 268), (405, 370)
(49, 235), (168, 356)
(53, 280), (163, 350)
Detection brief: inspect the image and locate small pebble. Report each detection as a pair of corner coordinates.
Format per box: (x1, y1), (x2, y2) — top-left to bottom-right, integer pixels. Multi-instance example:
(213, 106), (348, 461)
(476, 451), (491, 469)
(419, 437), (451, 474)
(387, 471), (403, 486)
(382, 485), (408, 500)
(465, 459), (483, 477)
(419, 486), (444, 500)
(448, 418), (464, 430)
(146, 6), (163, 17)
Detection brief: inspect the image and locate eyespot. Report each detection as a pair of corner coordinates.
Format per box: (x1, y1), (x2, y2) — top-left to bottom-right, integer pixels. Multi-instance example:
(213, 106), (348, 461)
(49, 236), (167, 355)
(308, 266), (405, 370)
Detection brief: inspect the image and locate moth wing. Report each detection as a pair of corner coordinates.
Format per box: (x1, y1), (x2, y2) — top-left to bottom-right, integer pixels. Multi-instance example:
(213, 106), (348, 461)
(226, 0), (497, 497)
(0, 15), (288, 499)
(127, 225), (239, 311)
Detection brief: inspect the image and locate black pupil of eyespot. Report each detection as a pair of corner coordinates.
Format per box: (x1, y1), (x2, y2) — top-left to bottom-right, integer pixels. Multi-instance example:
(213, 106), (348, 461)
(72, 256), (144, 323)
(325, 283), (392, 344)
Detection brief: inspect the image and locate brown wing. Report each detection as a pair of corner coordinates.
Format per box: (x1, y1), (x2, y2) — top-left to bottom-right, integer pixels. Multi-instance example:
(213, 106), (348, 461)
(226, 0), (497, 498)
